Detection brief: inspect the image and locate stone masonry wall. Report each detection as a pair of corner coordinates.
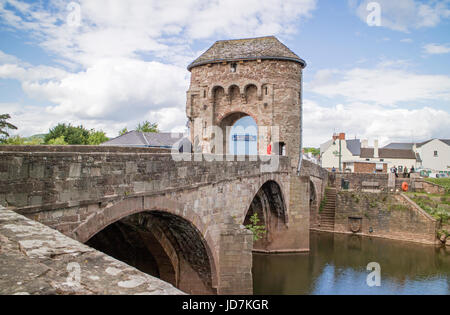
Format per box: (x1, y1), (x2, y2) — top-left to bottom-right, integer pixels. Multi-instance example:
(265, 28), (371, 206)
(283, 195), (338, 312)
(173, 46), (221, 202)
(334, 191), (438, 244)
(187, 59), (303, 169)
(0, 208), (183, 295)
(0, 146), (294, 294)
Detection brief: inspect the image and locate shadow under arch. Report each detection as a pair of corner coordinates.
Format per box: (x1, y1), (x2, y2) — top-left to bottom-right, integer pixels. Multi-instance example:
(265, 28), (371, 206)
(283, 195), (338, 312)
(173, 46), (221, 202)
(243, 180), (288, 251)
(79, 201), (217, 295)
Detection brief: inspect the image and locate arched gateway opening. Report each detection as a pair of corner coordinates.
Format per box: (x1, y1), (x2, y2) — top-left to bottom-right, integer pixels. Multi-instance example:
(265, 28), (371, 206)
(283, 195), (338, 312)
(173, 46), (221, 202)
(219, 112), (258, 155)
(85, 211), (215, 295)
(244, 181), (288, 251)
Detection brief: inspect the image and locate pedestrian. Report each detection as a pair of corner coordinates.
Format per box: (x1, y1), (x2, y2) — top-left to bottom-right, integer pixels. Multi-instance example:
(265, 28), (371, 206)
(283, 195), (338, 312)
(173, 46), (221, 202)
(394, 166), (398, 178)
(403, 166), (408, 178)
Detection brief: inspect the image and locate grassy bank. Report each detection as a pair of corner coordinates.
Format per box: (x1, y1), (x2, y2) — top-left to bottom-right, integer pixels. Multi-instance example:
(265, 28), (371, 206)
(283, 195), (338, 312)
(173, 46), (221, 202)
(424, 178), (450, 190)
(406, 191), (450, 224)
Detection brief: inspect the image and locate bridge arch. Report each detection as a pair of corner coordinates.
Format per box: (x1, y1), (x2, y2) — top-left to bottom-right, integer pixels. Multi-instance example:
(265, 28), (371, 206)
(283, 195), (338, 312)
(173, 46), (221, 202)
(243, 180), (288, 251)
(72, 197), (217, 295)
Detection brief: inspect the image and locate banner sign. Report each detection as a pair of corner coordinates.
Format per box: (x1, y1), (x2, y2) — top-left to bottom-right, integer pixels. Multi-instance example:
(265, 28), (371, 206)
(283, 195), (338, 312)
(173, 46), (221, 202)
(232, 134), (257, 142)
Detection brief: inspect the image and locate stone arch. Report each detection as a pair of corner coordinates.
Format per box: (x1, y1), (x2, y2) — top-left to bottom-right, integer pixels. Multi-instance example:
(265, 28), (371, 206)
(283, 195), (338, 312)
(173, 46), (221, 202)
(218, 111), (258, 155)
(212, 85), (226, 108)
(243, 180), (288, 251)
(228, 84), (241, 104)
(244, 84), (258, 103)
(72, 197), (218, 295)
(309, 179), (321, 228)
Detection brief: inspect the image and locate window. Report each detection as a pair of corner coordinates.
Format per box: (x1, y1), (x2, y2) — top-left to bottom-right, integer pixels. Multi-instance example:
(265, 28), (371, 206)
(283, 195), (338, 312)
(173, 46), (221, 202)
(202, 121), (207, 137)
(230, 63), (237, 73)
(380, 159), (384, 162)
(264, 87), (268, 95)
(203, 90), (206, 98)
(434, 151), (438, 157)
(366, 159), (370, 161)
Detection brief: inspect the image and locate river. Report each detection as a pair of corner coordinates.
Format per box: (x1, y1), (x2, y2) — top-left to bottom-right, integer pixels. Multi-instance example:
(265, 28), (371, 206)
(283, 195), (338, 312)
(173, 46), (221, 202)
(253, 231), (450, 295)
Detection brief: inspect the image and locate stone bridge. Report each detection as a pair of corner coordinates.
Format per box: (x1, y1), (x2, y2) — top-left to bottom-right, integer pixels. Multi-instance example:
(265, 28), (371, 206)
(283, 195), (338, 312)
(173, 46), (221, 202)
(0, 145), (327, 295)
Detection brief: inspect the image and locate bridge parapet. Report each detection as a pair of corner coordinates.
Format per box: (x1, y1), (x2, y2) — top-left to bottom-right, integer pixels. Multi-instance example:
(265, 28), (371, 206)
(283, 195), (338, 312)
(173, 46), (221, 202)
(0, 146), (289, 210)
(0, 207), (184, 295)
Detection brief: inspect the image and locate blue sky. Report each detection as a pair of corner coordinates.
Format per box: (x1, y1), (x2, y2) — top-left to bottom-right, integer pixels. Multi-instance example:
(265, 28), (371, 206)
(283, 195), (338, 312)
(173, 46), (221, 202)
(0, 0), (449, 147)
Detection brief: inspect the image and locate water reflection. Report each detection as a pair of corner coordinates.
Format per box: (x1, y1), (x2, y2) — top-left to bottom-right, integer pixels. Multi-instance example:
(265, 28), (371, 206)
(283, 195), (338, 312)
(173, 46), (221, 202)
(253, 232), (450, 295)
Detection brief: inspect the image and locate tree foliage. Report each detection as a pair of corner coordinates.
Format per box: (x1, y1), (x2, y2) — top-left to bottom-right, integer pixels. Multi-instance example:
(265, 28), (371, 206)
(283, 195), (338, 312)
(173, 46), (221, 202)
(87, 130), (109, 145)
(0, 114), (18, 141)
(119, 127), (129, 136)
(1, 135), (44, 145)
(245, 212), (267, 241)
(45, 123), (90, 145)
(304, 147), (320, 156)
(136, 121), (158, 133)
(47, 136), (68, 145)
(44, 124), (108, 145)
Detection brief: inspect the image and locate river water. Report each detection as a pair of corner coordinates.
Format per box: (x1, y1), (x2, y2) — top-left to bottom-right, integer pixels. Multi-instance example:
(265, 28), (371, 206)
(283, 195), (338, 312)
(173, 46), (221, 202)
(253, 231), (450, 295)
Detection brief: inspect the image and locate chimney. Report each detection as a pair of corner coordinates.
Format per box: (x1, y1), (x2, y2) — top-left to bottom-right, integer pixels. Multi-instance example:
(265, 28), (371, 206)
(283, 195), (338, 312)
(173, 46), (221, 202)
(374, 140), (379, 158)
(362, 139), (368, 148)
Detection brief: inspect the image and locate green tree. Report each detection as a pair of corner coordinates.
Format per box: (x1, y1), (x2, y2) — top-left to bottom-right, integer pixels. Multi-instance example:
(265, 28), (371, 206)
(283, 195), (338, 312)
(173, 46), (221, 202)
(304, 147), (320, 156)
(47, 136), (68, 145)
(119, 127), (129, 136)
(0, 114), (18, 142)
(45, 123), (90, 145)
(245, 212), (267, 241)
(136, 121), (158, 133)
(2, 135), (25, 145)
(88, 130), (109, 145)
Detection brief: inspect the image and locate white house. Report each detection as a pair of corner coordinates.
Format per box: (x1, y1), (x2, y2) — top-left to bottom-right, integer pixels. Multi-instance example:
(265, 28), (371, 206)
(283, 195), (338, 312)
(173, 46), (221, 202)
(320, 133), (361, 171)
(385, 139), (450, 172)
(321, 133), (420, 173)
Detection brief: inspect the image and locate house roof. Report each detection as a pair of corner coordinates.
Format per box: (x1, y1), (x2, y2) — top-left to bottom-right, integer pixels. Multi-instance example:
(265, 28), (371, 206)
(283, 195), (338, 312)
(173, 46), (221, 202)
(346, 139), (361, 156)
(441, 139), (450, 146)
(383, 142), (414, 150)
(187, 36), (306, 70)
(101, 131), (185, 148)
(360, 148), (417, 160)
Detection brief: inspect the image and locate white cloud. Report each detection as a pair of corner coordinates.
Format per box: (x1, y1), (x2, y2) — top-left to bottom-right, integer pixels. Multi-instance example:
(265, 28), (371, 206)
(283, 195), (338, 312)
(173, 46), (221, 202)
(307, 63), (450, 105)
(0, 0), (318, 67)
(0, 0), (317, 136)
(303, 99), (450, 147)
(423, 43), (450, 54)
(350, 0), (450, 32)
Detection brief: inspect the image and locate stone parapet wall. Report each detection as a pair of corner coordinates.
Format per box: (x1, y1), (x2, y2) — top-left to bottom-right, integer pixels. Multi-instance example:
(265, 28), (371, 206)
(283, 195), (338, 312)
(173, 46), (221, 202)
(334, 191), (438, 244)
(0, 208), (184, 295)
(329, 173), (389, 191)
(0, 149), (289, 209)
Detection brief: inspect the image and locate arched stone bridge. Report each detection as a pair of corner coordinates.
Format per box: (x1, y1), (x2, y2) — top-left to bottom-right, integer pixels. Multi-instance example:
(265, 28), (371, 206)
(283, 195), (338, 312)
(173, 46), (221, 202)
(0, 145), (328, 295)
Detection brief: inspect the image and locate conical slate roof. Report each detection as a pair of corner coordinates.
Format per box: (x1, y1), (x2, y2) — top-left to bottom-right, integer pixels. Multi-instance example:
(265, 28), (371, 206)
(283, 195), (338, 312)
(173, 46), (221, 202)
(187, 36), (306, 70)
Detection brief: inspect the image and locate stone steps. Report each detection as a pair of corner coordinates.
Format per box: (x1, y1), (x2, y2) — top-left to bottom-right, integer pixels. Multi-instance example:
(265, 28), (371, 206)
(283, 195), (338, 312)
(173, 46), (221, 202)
(319, 188), (336, 231)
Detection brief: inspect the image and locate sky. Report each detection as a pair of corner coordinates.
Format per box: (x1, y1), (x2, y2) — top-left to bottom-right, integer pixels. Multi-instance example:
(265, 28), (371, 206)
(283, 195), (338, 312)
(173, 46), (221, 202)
(0, 0), (449, 147)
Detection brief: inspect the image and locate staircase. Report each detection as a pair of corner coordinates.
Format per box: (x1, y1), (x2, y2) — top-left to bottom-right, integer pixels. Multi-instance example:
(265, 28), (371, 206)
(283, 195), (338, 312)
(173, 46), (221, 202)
(319, 188), (336, 231)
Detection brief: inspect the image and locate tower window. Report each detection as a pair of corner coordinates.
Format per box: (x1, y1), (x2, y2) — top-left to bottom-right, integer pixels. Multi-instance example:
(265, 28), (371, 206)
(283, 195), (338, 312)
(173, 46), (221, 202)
(203, 90), (206, 98)
(230, 63), (237, 73)
(264, 87), (268, 95)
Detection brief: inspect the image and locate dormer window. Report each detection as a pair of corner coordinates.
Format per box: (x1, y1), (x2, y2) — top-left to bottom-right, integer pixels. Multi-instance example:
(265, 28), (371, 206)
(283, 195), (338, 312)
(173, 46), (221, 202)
(230, 63), (237, 73)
